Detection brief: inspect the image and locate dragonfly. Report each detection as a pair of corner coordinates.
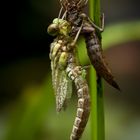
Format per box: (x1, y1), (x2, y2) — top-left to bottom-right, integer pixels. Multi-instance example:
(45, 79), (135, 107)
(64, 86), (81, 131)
(47, 12), (90, 140)
(58, 0), (120, 90)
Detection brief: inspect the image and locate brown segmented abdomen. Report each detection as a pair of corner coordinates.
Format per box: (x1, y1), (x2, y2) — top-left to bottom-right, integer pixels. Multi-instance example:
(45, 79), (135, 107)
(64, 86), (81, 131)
(70, 85), (90, 140)
(66, 54), (90, 140)
(85, 32), (120, 90)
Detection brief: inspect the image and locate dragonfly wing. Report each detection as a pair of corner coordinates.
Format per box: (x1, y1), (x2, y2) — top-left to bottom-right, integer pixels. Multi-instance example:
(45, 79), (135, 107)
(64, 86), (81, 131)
(65, 76), (72, 99)
(56, 70), (72, 112)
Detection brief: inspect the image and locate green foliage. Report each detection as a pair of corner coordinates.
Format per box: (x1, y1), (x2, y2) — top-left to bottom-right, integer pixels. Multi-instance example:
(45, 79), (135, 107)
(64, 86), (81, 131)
(103, 21), (140, 49)
(4, 75), (54, 140)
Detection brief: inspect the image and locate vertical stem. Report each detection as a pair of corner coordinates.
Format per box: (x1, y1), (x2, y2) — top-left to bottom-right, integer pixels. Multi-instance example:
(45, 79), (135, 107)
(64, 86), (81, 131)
(97, 75), (105, 140)
(89, 68), (98, 140)
(89, 0), (105, 140)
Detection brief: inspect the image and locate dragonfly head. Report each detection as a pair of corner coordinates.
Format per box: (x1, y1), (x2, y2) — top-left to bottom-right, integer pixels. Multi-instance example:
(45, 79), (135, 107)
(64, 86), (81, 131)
(47, 18), (71, 36)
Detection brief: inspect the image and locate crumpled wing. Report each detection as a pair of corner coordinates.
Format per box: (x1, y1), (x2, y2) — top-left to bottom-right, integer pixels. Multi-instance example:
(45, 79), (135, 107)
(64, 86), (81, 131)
(55, 70), (72, 112)
(52, 67), (72, 112)
(50, 51), (72, 112)
(50, 38), (72, 112)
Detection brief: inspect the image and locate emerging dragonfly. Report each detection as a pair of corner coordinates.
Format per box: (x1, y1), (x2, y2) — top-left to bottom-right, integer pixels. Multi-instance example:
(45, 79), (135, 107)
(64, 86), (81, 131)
(47, 13), (90, 140)
(59, 0), (120, 90)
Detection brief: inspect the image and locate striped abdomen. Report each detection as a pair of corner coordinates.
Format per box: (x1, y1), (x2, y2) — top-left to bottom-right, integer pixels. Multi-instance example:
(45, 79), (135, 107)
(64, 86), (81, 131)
(85, 33), (120, 90)
(66, 55), (90, 140)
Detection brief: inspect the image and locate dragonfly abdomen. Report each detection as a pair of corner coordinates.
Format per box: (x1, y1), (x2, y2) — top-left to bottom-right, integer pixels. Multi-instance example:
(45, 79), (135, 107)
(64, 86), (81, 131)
(66, 56), (90, 140)
(70, 85), (90, 140)
(85, 33), (120, 90)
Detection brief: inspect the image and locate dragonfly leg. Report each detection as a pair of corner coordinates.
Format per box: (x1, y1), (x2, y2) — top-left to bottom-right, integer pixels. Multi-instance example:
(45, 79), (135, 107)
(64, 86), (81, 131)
(79, 12), (104, 32)
(58, 6), (63, 19)
(77, 0), (88, 8)
(101, 13), (105, 31)
(68, 22), (84, 50)
(73, 22), (83, 44)
(77, 13), (99, 33)
(61, 10), (67, 19)
(87, 13), (104, 32)
(58, 4), (67, 20)
(59, 0), (68, 9)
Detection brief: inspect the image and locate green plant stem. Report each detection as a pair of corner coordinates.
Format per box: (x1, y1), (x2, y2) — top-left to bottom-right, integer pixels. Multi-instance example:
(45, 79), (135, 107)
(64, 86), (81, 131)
(89, 0), (105, 140)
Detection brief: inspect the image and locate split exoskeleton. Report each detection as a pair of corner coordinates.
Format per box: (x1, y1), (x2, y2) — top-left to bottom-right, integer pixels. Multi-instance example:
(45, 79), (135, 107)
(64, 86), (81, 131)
(47, 0), (120, 140)
(58, 0), (120, 90)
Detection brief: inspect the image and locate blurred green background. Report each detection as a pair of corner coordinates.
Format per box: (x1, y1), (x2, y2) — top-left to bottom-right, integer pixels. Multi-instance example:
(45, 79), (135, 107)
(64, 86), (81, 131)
(0, 0), (140, 140)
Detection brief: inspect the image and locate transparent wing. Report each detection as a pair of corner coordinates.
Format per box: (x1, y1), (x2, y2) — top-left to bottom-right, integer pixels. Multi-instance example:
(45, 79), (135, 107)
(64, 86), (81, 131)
(57, 70), (72, 112)
(53, 68), (72, 112)
(50, 47), (72, 112)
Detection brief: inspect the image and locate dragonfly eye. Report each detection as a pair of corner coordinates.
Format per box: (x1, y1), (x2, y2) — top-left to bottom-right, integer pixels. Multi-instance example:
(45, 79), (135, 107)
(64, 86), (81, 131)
(47, 23), (59, 36)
